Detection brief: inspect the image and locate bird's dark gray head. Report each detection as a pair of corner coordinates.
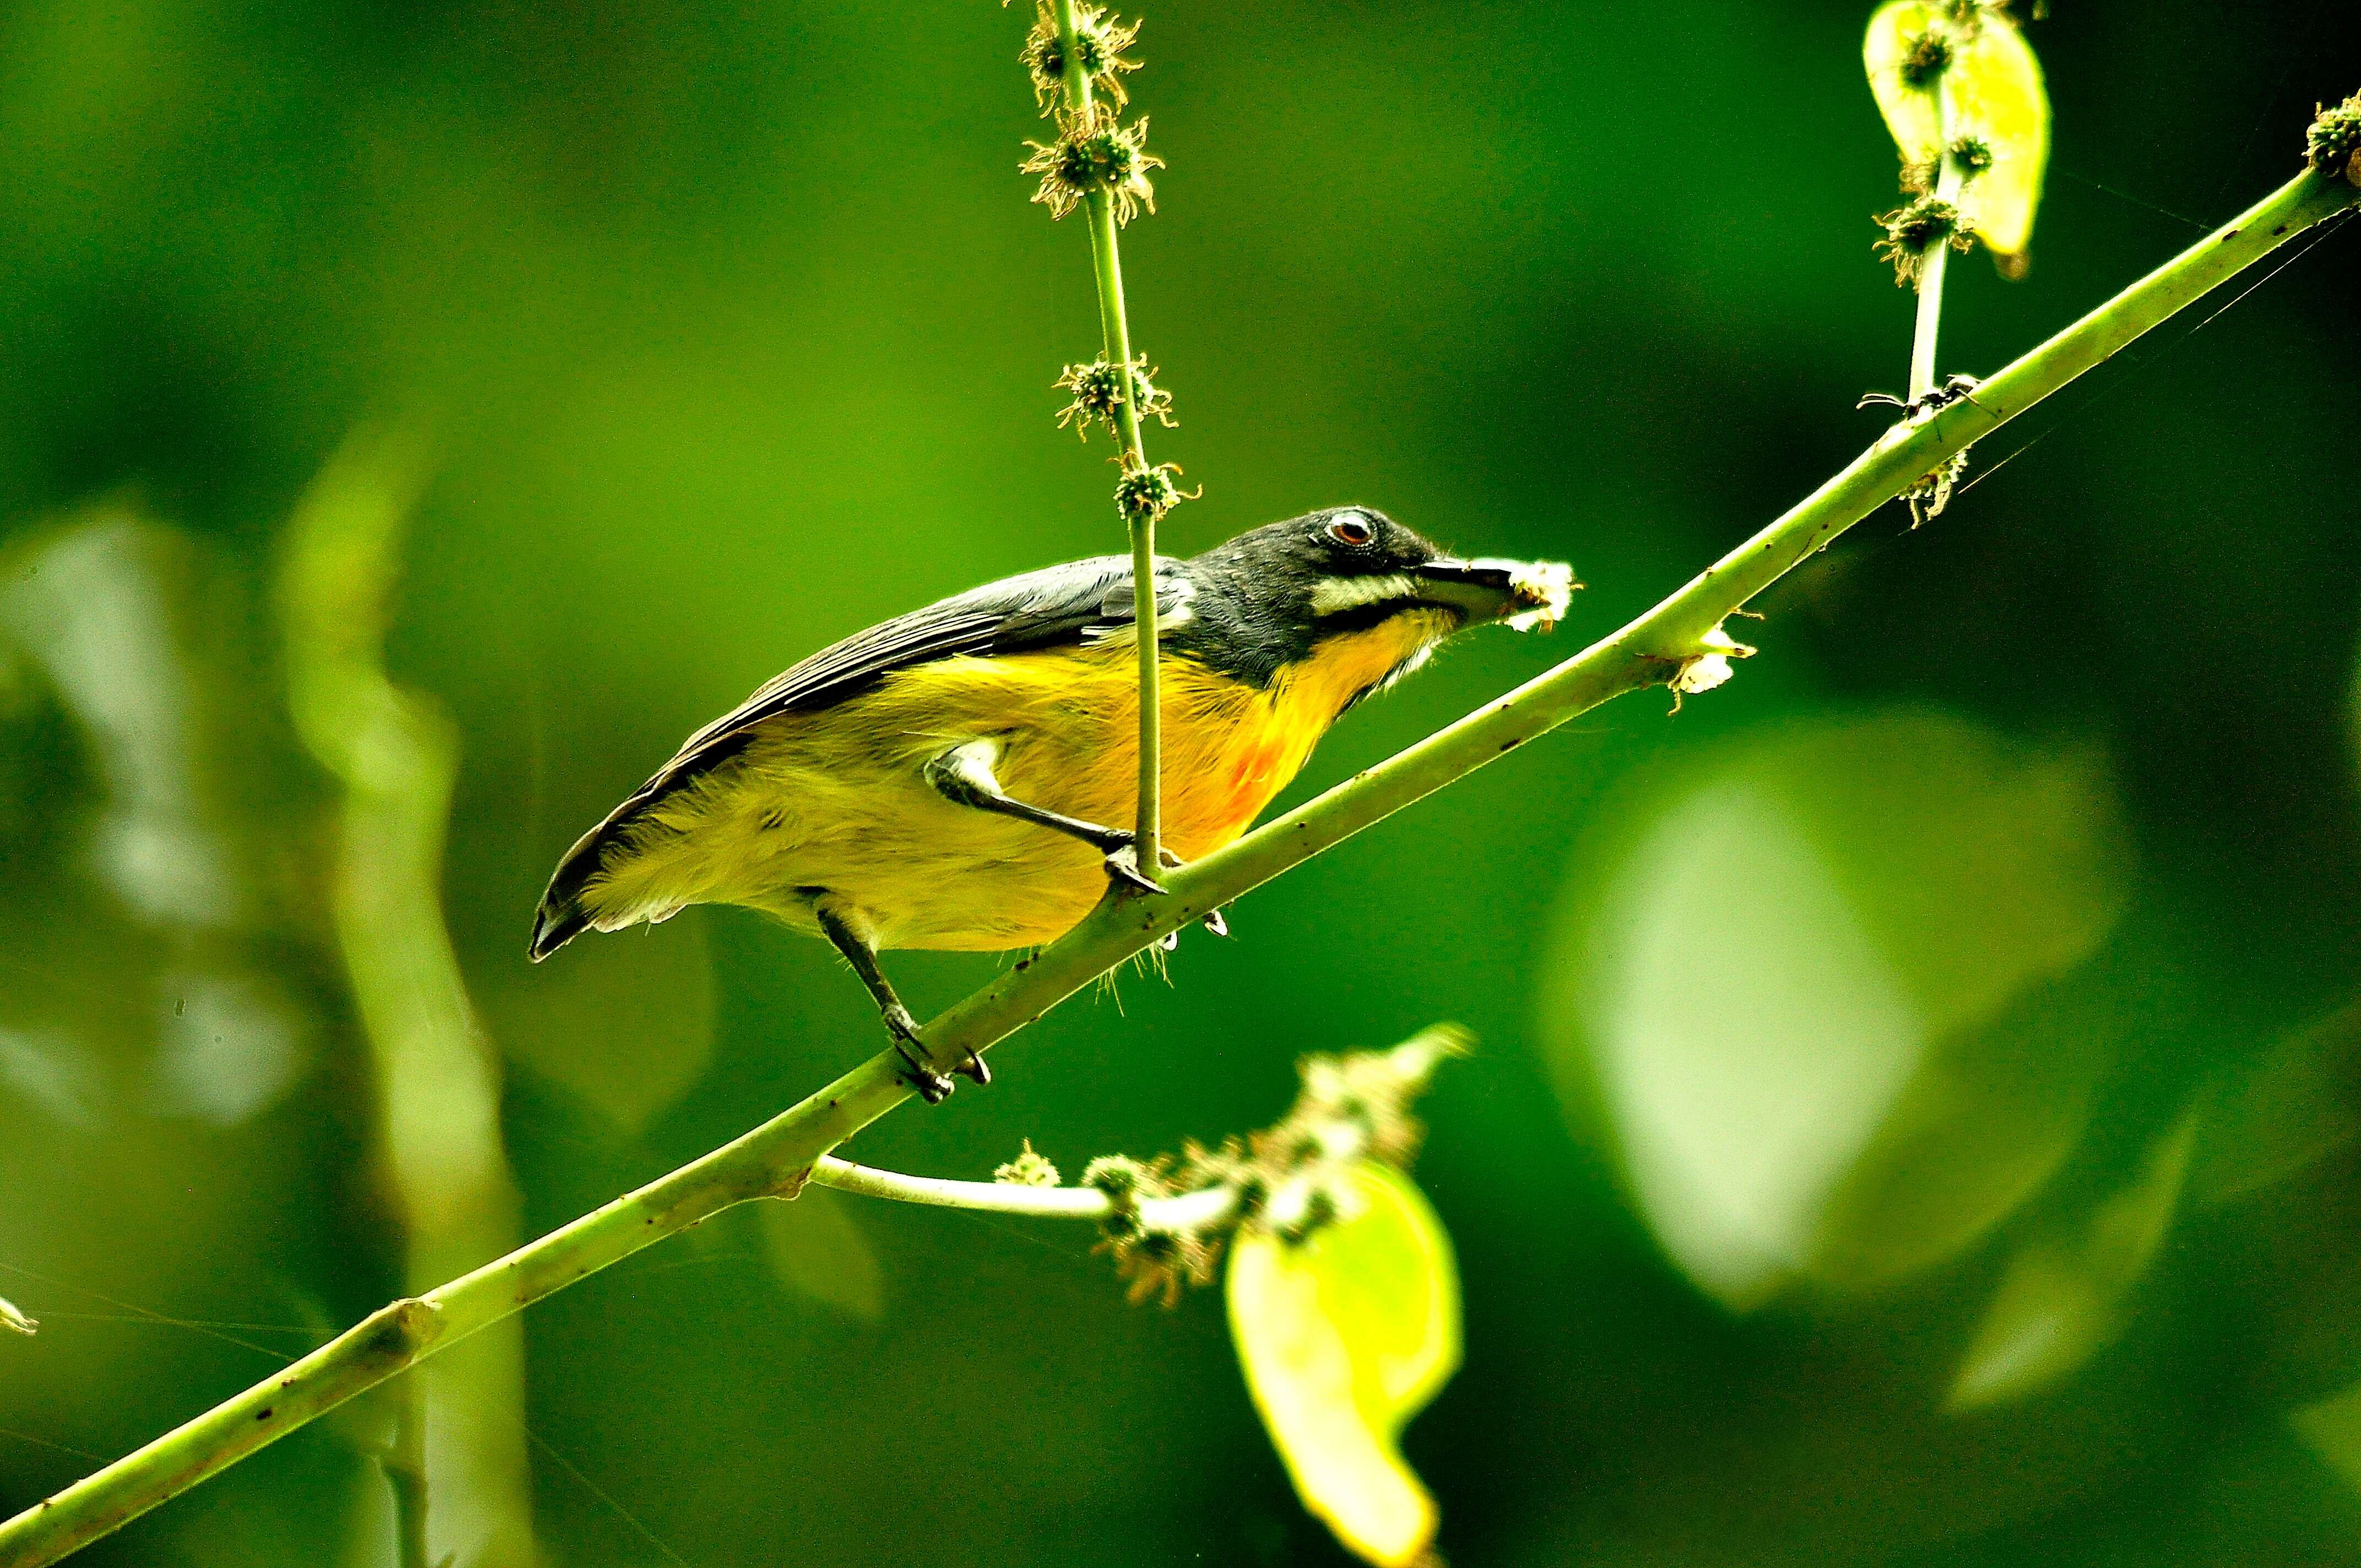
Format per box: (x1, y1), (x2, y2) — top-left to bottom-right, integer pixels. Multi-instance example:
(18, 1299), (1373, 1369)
(1172, 506), (1575, 688)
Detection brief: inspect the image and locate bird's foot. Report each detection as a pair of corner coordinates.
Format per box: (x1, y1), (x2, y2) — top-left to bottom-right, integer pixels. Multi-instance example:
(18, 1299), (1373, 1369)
(1102, 837), (1183, 897)
(884, 1008), (962, 1104)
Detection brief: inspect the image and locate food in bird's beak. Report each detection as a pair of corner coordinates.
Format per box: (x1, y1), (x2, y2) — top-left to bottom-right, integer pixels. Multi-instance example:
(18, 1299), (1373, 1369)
(1411, 557), (1579, 631)
(1478, 557), (1578, 632)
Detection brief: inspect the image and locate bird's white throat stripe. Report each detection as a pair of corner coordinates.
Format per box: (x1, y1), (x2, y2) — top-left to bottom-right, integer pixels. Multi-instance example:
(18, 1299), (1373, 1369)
(1309, 573), (1420, 617)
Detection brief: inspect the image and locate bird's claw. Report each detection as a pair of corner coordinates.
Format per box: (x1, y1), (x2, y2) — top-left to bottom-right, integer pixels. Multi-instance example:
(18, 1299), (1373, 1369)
(884, 1009), (957, 1104)
(1102, 840), (1178, 897)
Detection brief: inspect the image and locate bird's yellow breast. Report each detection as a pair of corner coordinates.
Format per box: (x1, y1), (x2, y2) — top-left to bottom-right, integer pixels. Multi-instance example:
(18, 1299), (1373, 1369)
(579, 611), (1455, 951)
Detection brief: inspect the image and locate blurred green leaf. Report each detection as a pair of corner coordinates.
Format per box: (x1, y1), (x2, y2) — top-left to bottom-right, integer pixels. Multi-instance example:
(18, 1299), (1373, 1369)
(1949, 1110), (2197, 1411)
(1227, 1164), (1460, 1568)
(476, 915), (716, 1134)
(2293, 1379), (2361, 1498)
(2191, 1002), (2361, 1207)
(1864, 1), (2050, 260)
(1549, 710), (2129, 1305)
(761, 1186), (886, 1322)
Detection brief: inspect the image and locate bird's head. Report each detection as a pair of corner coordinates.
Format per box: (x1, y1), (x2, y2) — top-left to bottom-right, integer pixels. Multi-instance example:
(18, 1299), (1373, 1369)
(1178, 507), (1577, 693)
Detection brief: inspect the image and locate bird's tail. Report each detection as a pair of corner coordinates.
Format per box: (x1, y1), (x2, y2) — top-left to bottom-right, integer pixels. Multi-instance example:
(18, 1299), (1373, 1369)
(528, 814), (625, 960)
(527, 894), (594, 961)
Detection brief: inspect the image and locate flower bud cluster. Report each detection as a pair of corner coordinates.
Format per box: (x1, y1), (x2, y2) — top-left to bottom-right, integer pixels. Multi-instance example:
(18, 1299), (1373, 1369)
(1875, 197), (1970, 284)
(2308, 93), (2361, 185)
(1023, 104), (1164, 225)
(1021, 1), (1142, 113)
(1055, 356), (1175, 440)
(1046, 1026), (1471, 1306)
(1113, 458), (1198, 524)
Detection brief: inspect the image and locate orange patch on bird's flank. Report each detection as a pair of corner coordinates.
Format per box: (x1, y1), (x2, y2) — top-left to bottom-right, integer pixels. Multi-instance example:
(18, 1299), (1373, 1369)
(1231, 736), (1281, 796)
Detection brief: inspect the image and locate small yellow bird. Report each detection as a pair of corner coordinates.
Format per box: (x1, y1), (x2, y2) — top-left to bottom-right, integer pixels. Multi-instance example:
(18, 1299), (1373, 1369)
(531, 507), (1573, 1098)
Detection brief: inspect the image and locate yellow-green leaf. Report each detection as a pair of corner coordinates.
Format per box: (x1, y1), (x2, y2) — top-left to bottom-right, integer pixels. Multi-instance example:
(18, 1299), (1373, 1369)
(1864, 2), (2050, 263)
(1948, 1111), (2197, 1410)
(1226, 1164), (1460, 1568)
(1547, 711), (2129, 1308)
(761, 1186), (886, 1321)
(2190, 1001), (2361, 1207)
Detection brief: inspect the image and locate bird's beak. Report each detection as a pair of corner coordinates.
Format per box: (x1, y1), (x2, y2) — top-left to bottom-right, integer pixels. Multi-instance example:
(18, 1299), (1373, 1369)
(1411, 556), (1580, 632)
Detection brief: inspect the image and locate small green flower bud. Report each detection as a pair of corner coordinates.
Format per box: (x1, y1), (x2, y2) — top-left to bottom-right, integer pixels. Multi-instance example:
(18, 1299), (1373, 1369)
(1022, 106), (1164, 225)
(1054, 356), (1175, 440)
(1899, 30), (1954, 89)
(1021, 2), (1143, 115)
(1278, 1184), (1341, 1247)
(1948, 135), (1994, 177)
(1081, 1152), (1138, 1199)
(1082, 1153), (1150, 1201)
(2308, 93), (2361, 179)
(993, 1140), (1062, 1188)
(1874, 197), (1971, 284)
(1113, 459), (1198, 524)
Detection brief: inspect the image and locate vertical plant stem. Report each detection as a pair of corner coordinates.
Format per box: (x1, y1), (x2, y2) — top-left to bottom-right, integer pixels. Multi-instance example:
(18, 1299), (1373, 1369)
(1052, 0), (1161, 870)
(383, 1374), (430, 1568)
(281, 432), (537, 1568)
(1908, 90), (1957, 400)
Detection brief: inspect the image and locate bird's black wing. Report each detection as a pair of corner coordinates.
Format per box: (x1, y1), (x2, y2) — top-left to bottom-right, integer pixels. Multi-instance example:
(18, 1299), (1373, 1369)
(531, 552), (1182, 956)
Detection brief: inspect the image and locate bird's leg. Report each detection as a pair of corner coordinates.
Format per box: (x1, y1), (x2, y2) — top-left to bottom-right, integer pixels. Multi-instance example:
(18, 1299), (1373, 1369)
(810, 901), (987, 1103)
(923, 741), (1178, 896)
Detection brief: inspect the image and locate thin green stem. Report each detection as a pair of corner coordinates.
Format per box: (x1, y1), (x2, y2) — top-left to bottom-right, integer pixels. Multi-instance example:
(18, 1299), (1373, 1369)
(3, 159), (2349, 1568)
(280, 433), (536, 1567)
(1052, 0), (1161, 874)
(1910, 243), (1949, 399)
(1907, 238), (1945, 401)
(810, 1156), (1241, 1229)
(382, 1375), (429, 1568)
(1908, 90), (1959, 401)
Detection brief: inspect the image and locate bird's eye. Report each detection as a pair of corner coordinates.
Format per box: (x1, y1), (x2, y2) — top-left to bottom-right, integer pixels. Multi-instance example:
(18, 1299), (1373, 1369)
(1325, 514), (1375, 547)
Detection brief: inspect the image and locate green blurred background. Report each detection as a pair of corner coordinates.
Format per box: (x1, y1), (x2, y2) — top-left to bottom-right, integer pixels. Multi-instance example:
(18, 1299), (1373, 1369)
(5, 1), (2361, 1563)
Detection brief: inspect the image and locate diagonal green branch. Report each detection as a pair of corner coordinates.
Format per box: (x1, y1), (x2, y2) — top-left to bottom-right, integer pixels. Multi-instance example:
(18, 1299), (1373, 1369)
(2, 156), (2350, 1568)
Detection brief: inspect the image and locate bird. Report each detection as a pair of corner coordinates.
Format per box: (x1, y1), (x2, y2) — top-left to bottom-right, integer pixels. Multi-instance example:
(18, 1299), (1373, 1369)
(529, 505), (1574, 1100)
